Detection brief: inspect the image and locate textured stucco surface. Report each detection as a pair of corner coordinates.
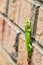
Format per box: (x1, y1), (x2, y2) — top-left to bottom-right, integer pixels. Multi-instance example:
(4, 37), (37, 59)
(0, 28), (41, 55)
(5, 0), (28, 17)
(0, 0), (7, 13)
(36, 7), (43, 46)
(0, 47), (16, 65)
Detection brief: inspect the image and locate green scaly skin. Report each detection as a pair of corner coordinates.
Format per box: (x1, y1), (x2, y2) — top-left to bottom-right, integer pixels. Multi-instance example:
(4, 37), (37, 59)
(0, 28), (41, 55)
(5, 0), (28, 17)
(24, 18), (32, 60)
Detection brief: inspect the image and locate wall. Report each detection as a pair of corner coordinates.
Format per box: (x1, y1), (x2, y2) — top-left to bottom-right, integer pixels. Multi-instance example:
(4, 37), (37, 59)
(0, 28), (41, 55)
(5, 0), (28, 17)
(0, 0), (43, 65)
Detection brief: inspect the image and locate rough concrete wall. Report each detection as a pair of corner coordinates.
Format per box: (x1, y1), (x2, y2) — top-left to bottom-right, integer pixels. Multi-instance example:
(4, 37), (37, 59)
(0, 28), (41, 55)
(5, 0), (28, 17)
(0, 0), (43, 65)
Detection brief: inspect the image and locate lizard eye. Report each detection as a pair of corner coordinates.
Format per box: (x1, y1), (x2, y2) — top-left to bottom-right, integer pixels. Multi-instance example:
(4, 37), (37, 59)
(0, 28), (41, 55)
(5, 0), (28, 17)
(28, 28), (31, 32)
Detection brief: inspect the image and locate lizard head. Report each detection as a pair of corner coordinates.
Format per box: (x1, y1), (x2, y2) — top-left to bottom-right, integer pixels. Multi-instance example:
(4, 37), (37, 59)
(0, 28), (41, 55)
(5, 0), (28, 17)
(25, 18), (31, 32)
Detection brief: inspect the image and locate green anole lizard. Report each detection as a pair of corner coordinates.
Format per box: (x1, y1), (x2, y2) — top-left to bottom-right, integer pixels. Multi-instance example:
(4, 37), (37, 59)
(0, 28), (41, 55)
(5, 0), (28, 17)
(24, 18), (32, 60)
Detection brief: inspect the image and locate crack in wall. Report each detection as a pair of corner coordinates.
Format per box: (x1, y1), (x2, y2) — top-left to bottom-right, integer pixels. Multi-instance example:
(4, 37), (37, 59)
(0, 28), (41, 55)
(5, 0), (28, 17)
(32, 6), (40, 37)
(12, 32), (21, 62)
(14, 32), (21, 52)
(0, 46), (17, 65)
(32, 40), (43, 55)
(38, 0), (43, 3)
(5, 0), (9, 15)
(0, 12), (24, 33)
(27, 0), (43, 7)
